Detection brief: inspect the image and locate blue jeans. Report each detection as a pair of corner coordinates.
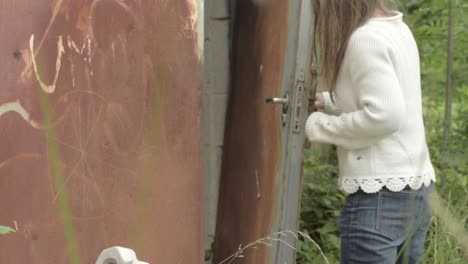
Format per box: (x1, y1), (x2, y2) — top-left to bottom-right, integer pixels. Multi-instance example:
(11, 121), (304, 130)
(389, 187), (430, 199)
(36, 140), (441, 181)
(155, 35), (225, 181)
(339, 184), (435, 264)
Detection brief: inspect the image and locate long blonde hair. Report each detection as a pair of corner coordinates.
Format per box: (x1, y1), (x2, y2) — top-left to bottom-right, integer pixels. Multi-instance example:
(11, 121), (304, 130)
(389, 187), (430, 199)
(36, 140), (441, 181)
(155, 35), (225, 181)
(312, 0), (398, 95)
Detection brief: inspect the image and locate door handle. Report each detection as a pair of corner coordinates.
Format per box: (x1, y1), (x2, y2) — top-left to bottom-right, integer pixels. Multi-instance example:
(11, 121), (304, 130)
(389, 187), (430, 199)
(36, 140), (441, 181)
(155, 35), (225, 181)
(266, 94), (289, 127)
(265, 97), (288, 105)
(265, 94), (289, 108)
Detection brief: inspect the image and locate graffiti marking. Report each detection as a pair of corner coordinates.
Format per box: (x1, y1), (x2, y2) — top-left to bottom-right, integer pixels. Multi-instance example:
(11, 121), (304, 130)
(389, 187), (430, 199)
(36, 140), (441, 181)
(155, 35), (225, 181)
(29, 34), (65, 94)
(0, 101), (41, 129)
(0, 153), (41, 170)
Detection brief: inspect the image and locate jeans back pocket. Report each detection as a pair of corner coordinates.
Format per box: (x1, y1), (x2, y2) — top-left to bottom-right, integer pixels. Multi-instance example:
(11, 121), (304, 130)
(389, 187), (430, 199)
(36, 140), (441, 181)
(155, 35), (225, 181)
(376, 191), (419, 240)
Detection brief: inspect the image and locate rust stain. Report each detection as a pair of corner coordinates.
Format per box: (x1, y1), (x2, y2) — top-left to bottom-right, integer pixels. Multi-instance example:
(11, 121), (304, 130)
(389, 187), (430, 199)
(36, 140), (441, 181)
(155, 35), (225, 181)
(75, 4), (89, 30)
(87, 0), (142, 42)
(51, 0), (71, 21)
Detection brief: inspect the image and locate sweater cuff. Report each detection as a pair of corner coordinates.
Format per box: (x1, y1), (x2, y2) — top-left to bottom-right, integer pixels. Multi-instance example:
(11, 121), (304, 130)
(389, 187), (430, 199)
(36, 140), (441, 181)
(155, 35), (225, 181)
(305, 112), (325, 142)
(321, 92), (342, 116)
(322, 92), (335, 111)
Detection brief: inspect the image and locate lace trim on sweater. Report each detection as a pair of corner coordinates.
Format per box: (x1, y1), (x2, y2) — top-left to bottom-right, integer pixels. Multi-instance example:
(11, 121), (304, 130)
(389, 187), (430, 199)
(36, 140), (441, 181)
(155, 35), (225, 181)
(339, 173), (435, 194)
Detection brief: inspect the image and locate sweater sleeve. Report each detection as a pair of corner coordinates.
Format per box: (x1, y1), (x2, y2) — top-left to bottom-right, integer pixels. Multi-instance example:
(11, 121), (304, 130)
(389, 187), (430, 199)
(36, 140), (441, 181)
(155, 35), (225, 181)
(321, 91), (342, 116)
(305, 30), (406, 150)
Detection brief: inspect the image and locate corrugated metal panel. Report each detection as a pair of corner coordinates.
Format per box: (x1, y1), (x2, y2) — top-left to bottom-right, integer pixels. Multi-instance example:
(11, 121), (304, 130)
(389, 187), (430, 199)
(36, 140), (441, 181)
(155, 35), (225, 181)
(0, 0), (203, 263)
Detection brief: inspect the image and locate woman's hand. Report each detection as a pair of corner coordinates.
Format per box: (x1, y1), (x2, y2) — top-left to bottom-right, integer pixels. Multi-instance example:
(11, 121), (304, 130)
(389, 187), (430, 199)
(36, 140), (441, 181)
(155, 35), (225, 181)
(314, 93), (325, 109)
(308, 93), (325, 115)
(305, 93), (325, 149)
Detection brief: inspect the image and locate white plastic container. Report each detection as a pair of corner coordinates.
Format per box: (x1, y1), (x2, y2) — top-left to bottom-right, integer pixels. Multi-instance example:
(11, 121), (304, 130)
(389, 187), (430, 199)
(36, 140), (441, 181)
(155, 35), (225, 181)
(96, 247), (149, 264)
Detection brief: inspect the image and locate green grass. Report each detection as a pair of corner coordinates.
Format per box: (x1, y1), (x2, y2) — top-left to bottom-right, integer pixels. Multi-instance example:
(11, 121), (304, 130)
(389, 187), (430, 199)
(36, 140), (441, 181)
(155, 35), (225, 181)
(424, 182), (468, 263)
(0, 226), (16, 236)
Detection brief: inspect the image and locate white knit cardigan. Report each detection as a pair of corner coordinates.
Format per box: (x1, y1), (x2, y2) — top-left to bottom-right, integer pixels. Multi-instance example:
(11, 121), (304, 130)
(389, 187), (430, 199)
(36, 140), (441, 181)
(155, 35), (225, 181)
(305, 12), (436, 194)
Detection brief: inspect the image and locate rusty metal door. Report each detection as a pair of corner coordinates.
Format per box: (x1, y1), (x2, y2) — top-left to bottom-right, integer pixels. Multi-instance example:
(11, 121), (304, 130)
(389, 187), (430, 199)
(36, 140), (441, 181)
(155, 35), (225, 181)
(213, 0), (314, 263)
(0, 0), (203, 263)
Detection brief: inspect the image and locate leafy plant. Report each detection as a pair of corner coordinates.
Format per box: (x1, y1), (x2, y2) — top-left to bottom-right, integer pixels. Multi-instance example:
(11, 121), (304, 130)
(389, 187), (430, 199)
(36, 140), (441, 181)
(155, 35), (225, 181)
(297, 147), (343, 264)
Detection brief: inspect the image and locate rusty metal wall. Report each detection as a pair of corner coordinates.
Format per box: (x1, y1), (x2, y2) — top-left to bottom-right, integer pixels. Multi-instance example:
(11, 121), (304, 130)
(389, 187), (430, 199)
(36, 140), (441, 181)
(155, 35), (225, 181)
(212, 0), (290, 263)
(0, 0), (203, 263)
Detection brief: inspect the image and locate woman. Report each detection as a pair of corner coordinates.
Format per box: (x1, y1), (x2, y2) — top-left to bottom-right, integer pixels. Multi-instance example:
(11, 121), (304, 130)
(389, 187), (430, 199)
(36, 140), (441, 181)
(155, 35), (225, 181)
(306, 1), (436, 263)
